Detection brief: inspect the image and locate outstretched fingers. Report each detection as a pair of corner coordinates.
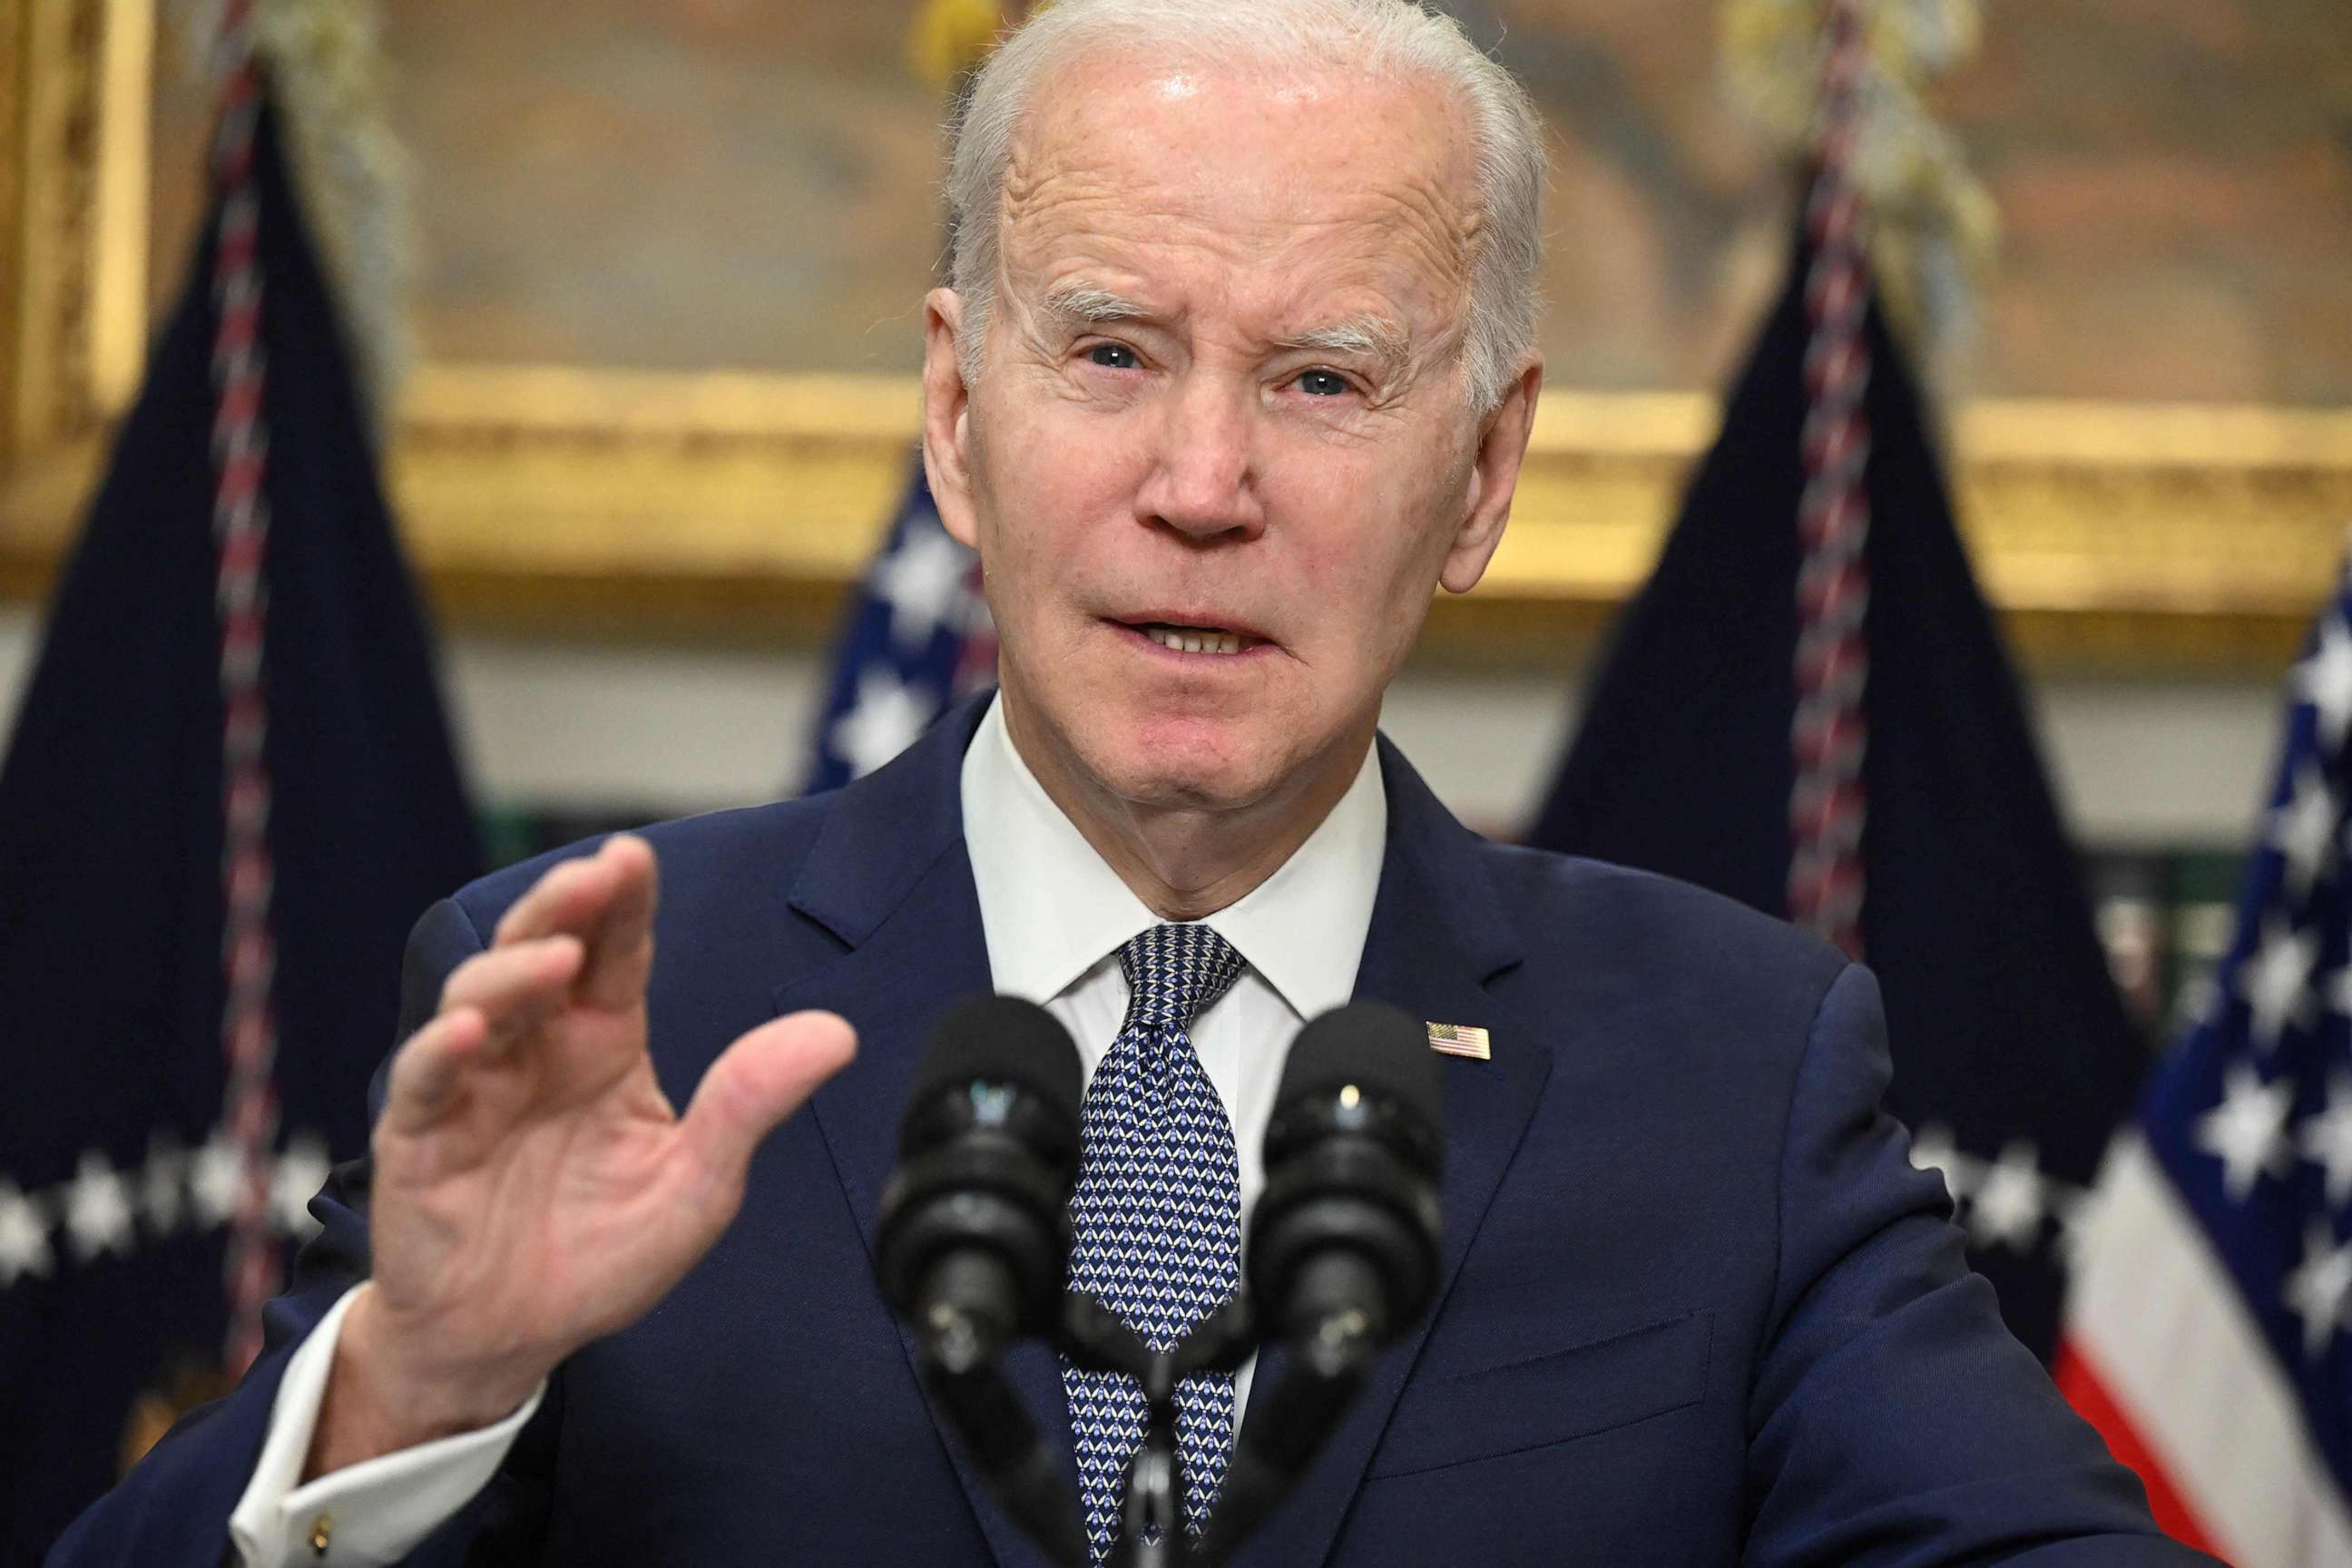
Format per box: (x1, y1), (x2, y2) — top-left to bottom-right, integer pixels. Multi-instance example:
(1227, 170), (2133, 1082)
(379, 936), (587, 1141)
(680, 1011), (859, 1210)
(440, 936), (587, 1050)
(577, 838), (658, 1012)
(490, 837), (660, 1015)
(493, 851), (612, 946)
(381, 1005), (491, 1137)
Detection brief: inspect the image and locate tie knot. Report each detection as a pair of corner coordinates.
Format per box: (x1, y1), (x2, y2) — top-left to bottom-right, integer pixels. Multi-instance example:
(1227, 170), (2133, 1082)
(1116, 923), (1244, 1035)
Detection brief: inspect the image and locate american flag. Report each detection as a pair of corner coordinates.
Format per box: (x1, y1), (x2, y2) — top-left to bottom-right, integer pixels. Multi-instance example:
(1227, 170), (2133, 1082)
(2060, 560), (2352, 1565)
(799, 460), (996, 795)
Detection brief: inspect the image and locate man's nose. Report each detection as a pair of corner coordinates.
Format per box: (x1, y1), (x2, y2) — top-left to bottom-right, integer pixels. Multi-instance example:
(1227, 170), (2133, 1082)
(1134, 378), (1267, 543)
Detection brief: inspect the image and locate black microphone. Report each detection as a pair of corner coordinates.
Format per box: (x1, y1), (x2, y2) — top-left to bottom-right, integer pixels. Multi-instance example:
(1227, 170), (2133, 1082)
(1197, 1001), (1444, 1564)
(1249, 1000), (1446, 1361)
(877, 995), (1084, 1369)
(875, 995), (1090, 1568)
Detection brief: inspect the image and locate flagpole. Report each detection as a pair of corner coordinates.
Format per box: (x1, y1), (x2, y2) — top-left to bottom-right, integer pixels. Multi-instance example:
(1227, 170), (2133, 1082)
(1787, 0), (1875, 960)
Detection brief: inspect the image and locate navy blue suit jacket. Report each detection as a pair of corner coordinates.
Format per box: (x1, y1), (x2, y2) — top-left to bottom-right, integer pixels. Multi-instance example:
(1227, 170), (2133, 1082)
(54, 700), (2203, 1565)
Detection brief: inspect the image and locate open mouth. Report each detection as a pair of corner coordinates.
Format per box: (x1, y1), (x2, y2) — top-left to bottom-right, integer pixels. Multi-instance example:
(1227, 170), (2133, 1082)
(1121, 620), (1265, 657)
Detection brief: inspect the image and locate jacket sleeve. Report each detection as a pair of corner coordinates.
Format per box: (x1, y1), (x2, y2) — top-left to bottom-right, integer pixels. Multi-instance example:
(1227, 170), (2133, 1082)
(1740, 964), (2217, 1567)
(45, 898), (561, 1568)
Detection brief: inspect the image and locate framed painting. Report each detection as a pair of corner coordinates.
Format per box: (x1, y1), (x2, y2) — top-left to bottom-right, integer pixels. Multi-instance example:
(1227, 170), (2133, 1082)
(4, 0), (2349, 671)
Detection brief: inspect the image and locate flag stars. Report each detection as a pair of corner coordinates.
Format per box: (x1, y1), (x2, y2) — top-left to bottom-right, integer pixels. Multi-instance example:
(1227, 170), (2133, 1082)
(0, 1182), (53, 1287)
(2241, 918), (2319, 1051)
(271, 1139), (330, 1240)
(0, 1126), (336, 1293)
(2269, 761), (2339, 901)
(829, 668), (936, 780)
(1966, 1142), (2049, 1253)
(191, 1128), (250, 1231)
(2196, 1063), (2296, 1201)
(870, 524), (975, 654)
(2298, 613), (2352, 755)
(2283, 1220), (2352, 1360)
(1908, 1125), (2091, 1264)
(62, 1152), (137, 1262)
(142, 1135), (190, 1237)
(1908, 1123), (1975, 1203)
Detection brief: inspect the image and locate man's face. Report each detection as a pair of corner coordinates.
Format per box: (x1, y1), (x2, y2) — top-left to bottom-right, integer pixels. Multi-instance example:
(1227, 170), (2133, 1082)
(925, 50), (1538, 817)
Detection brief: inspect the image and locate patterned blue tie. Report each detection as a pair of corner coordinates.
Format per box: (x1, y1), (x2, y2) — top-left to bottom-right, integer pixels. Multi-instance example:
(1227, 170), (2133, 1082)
(1063, 923), (1247, 1563)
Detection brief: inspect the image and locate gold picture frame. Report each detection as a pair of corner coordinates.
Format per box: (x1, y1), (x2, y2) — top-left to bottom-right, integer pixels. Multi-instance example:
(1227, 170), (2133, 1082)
(5, 0), (2350, 674)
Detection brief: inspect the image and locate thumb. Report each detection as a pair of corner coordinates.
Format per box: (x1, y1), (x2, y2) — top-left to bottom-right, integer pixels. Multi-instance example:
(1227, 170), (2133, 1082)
(681, 1010), (858, 1199)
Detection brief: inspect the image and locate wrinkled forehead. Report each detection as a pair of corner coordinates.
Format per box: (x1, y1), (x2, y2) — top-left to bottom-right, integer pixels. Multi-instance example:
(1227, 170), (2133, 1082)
(995, 47), (1483, 340)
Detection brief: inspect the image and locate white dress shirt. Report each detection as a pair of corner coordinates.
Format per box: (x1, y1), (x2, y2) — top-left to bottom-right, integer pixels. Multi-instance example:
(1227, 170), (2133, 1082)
(229, 695), (1387, 1565)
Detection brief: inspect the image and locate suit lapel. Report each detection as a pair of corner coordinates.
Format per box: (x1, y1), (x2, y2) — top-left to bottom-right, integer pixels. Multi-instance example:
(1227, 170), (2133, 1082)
(778, 696), (1075, 1568)
(1233, 740), (1554, 1568)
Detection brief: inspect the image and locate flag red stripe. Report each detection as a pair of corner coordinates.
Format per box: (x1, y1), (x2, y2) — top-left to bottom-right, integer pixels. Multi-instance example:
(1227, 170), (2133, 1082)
(2052, 1337), (2222, 1558)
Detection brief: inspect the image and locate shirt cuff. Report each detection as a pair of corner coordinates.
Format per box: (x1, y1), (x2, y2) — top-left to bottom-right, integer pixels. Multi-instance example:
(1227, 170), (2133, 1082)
(227, 1283), (545, 1567)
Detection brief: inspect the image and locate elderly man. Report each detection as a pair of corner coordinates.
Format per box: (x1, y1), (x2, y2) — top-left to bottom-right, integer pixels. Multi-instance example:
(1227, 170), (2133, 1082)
(56, 2), (2202, 1564)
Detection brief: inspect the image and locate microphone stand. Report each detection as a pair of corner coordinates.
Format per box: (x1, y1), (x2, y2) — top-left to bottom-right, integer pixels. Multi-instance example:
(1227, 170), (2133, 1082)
(920, 1285), (1380, 1568)
(911, 1279), (1093, 1568)
(1059, 1290), (1373, 1568)
(1059, 1292), (1259, 1567)
(1189, 1283), (1386, 1565)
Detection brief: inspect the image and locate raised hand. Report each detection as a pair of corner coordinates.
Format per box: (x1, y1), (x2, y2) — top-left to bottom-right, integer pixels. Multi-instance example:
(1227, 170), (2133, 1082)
(306, 836), (857, 1475)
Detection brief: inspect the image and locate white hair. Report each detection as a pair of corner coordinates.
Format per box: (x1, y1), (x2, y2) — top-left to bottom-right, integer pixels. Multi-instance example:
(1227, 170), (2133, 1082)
(945, 0), (1546, 416)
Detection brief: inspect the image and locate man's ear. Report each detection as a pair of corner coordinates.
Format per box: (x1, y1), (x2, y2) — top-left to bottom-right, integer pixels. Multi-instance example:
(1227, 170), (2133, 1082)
(1438, 358), (1544, 595)
(922, 288), (980, 549)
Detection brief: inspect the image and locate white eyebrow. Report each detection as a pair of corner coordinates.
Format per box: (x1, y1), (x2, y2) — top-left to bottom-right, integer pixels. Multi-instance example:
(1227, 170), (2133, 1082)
(1036, 283), (1153, 328)
(1279, 318), (1410, 374)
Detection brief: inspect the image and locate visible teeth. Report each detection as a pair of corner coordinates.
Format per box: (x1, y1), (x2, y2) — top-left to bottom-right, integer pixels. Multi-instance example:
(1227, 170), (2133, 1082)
(1143, 625), (1242, 655)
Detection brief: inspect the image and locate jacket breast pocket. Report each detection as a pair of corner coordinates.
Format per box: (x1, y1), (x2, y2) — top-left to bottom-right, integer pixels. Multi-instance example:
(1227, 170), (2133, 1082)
(1367, 1308), (1714, 1480)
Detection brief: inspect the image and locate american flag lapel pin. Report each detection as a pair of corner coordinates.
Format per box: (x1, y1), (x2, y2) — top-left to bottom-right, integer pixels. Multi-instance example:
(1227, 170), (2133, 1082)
(1426, 1022), (1491, 1061)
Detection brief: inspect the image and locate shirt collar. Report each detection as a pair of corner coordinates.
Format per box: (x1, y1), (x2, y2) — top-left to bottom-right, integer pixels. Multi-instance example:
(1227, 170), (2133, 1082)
(959, 693), (1387, 1020)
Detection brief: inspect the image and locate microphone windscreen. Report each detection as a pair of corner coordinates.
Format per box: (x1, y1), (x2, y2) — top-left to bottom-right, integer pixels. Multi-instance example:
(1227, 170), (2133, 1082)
(1273, 1001), (1444, 1127)
(908, 995), (1084, 1137)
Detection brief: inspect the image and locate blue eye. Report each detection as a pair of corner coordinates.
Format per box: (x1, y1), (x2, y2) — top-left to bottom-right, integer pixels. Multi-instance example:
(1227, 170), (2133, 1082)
(1087, 343), (1140, 369)
(1296, 369), (1351, 397)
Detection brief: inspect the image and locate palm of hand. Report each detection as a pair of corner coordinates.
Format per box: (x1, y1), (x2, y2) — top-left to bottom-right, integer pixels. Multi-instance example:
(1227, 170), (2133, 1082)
(351, 837), (856, 1422)
(369, 996), (727, 1379)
